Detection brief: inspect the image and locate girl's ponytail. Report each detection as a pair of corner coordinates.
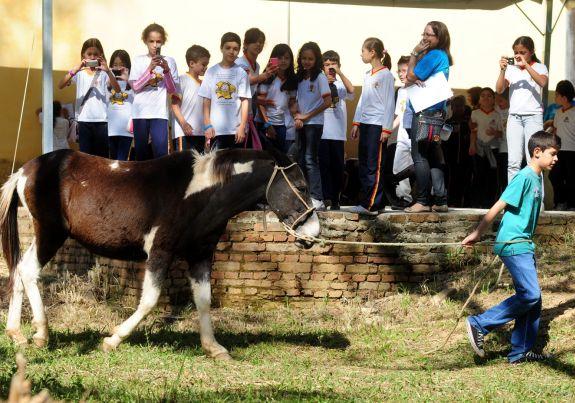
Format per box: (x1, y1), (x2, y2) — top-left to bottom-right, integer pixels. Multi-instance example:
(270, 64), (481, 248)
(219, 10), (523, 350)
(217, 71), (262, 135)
(382, 52), (392, 70)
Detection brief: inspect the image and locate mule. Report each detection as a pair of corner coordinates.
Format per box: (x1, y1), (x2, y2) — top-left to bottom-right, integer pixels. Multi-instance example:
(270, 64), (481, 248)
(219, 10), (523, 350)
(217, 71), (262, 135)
(0, 148), (320, 359)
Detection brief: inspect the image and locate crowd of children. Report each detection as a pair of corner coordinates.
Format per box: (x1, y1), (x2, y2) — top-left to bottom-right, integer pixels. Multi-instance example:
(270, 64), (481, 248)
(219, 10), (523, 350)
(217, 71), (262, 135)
(53, 22), (575, 212)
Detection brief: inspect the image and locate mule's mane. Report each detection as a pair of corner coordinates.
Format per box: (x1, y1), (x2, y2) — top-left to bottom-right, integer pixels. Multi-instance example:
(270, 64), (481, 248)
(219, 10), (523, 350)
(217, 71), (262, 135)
(192, 150), (234, 188)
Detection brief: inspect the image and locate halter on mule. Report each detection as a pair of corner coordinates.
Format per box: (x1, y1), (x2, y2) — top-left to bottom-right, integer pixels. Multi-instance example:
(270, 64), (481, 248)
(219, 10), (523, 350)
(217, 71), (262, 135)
(0, 149), (320, 357)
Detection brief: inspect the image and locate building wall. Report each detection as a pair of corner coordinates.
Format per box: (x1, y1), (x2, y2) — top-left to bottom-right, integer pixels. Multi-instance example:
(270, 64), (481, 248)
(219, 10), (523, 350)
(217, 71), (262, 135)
(0, 0), (567, 166)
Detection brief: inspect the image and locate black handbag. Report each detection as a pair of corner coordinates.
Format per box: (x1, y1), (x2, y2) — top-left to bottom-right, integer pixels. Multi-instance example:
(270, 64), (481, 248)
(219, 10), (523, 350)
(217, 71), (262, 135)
(415, 110), (445, 142)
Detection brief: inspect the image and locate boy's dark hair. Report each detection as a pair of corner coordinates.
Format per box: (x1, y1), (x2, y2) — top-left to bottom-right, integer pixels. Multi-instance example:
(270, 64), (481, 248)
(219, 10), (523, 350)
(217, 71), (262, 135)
(555, 80), (575, 102)
(296, 42), (323, 82)
(397, 55), (410, 66)
(322, 50), (340, 65)
(480, 87), (495, 96)
(244, 28), (265, 46)
(186, 45), (210, 65)
(528, 130), (561, 157)
(220, 32), (241, 49)
(467, 86), (482, 108)
(451, 95), (466, 108)
(141, 23), (167, 43)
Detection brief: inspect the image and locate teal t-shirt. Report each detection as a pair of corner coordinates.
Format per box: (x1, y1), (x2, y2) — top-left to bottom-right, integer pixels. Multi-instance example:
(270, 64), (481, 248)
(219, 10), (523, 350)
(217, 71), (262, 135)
(494, 166), (542, 256)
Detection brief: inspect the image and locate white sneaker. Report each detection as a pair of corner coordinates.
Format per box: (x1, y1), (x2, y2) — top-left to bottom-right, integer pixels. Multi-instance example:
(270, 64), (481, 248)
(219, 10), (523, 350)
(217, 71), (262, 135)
(346, 205), (378, 216)
(311, 198), (326, 211)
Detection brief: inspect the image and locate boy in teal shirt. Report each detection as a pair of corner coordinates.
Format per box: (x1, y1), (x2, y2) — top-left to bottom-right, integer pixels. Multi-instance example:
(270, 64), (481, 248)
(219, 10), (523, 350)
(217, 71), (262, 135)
(462, 131), (559, 363)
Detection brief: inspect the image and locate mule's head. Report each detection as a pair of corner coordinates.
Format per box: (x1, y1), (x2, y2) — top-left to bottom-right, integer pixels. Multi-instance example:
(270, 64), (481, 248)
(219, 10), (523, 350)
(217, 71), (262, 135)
(265, 160), (320, 249)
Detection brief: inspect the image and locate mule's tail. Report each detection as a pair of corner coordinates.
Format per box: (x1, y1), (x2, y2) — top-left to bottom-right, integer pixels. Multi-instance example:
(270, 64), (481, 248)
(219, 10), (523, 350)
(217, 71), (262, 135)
(0, 169), (22, 296)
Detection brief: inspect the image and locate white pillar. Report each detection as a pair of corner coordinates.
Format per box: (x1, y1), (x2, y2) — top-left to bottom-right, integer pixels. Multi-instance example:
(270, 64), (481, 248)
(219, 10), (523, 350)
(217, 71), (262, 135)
(42, 0), (53, 154)
(567, 7), (575, 84)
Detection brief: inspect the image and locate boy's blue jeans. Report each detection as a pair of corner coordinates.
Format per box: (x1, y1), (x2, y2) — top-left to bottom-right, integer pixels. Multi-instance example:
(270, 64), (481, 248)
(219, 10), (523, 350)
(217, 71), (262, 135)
(468, 252), (541, 363)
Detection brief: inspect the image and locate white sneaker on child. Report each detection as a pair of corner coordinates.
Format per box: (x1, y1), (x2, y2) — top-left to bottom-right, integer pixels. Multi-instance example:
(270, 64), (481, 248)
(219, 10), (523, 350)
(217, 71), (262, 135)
(311, 198), (326, 211)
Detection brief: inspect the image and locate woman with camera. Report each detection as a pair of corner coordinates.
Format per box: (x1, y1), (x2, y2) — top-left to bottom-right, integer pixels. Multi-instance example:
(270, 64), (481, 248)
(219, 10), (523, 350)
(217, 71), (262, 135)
(404, 21), (453, 213)
(496, 36), (548, 182)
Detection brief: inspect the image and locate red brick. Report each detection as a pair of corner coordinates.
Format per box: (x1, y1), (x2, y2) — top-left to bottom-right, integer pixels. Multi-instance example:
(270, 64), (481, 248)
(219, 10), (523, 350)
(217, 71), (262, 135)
(231, 234), (246, 242)
(244, 254), (258, 262)
(253, 272), (268, 280)
(313, 255), (340, 264)
(214, 253), (229, 261)
(338, 274), (352, 282)
(260, 234), (275, 242)
(285, 289), (301, 296)
(330, 282), (348, 290)
(352, 274), (366, 282)
(211, 271), (225, 280)
(367, 275), (381, 282)
(213, 261), (240, 272)
(314, 263), (345, 273)
(324, 273), (338, 281)
(328, 290), (343, 298)
(239, 272), (253, 279)
(271, 254), (286, 262)
(284, 255), (299, 262)
(278, 263), (311, 273)
(257, 253), (271, 261)
(229, 253), (243, 262)
(311, 273), (325, 281)
(314, 290), (328, 298)
(267, 272), (281, 280)
(368, 256), (394, 264)
(354, 256), (368, 263)
(243, 262), (277, 271)
(339, 256), (354, 264)
(224, 272), (239, 279)
(273, 233), (288, 242)
(232, 242), (266, 252)
(299, 255), (313, 263)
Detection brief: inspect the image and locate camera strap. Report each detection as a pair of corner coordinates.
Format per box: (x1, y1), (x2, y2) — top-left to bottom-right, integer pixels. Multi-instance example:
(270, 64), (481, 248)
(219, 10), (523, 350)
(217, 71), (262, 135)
(78, 70), (102, 110)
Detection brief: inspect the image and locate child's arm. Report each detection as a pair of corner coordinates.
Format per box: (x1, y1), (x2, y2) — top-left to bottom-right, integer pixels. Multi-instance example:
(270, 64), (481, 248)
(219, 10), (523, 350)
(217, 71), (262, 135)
(171, 96), (193, 136)
(202, 98), (215, 140)
(469, 118), (478, 155)
(58, 60), (85, 89)
(236, 98), (249, 143)
(295, 95), (331, 123)
(336, 67), (354, 96)
(496, 57), (509, 94)
(462, 199), (507, 245)
(98, 57), (121, 93)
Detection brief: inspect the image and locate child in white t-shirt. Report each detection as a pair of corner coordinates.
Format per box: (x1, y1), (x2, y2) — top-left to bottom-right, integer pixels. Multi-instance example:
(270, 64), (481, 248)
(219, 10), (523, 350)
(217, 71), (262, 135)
(550, 80), (575, 210)
(107, 49), (134, 161)
(385, 56), (414, 209)
(349, 37), (395, 215)
(129, 23), (179, 160)
(294, 42), (332, 210)
(58, 38), (121, 158)
(37, 101), (71, 151)
(198, 32), (251, 150)
(171, 45), (210, 153)
(496, 36), (548, 181)
(255, 43), (297, 153)
(318, 50), (354, 210)
(470, 87), (503, 207)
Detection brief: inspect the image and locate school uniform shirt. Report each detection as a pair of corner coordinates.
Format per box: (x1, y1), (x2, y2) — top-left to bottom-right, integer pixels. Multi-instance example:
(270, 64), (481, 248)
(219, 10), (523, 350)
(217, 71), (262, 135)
(256, 77), (296, 126)
(494, 166), (541, 256)
(496, 106), (509, 153)
(297, 73), (331, 125)
(353, 67), (395, 134)
(236, 55), (260, 98)
(129, 54), (179, 120)
(107, 81), (133, 137)
(198, 63), (251, 136)
(283, 103), (296, 141)
(172, 73), (204, 138)
(471, 108), (502, 147)
(389, 87), (409, 147)
(505, 63), (548, 115)
(73, 69), (109, 122)
(554, 106), (575, 151)
(322, 80), (353, 141)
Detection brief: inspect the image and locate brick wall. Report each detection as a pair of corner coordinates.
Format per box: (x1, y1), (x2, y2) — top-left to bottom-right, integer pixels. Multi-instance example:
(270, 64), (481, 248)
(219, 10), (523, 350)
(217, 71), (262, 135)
(4, 208), (575, 307)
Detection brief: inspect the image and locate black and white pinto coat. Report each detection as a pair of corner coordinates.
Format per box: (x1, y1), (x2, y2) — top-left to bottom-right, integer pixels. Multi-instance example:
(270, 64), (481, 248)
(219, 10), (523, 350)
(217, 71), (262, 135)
(0, 149), (320, 358)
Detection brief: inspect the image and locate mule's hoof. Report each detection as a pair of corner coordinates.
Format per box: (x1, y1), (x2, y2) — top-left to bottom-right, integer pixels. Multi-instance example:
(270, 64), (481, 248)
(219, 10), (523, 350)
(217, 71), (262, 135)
(32, 336), (48, 348)
(6, 330), (28, 346)
(102, 336), (120, 353)
(212, 351), (233, 361)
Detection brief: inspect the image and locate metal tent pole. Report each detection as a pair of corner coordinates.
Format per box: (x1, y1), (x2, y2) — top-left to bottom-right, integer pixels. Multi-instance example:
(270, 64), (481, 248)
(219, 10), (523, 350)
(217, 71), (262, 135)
(542, 0), (553, 107)
(42, 0), (53, 154)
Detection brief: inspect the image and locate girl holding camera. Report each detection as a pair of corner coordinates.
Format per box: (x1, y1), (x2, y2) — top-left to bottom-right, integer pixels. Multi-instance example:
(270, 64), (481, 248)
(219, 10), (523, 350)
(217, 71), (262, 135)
(58, 38), (121, 158)
(496, 36), (548, 181)
(107, 49), (133, 161)
(404, 21), (453, 213)
(129, 23), (178, 160)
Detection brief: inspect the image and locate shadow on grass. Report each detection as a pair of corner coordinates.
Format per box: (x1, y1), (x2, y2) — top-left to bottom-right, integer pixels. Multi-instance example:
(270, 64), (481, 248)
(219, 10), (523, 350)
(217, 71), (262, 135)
(44, 327), (350, 354)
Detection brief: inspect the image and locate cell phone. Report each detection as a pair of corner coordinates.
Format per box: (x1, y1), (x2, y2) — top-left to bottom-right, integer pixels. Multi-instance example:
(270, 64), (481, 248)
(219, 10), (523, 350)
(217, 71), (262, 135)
(86, 59), (99, 68)
(269, 57), (279, 68)
(112, 68), (122, 77)
(328, 68), (336, 78)
(506, 57), (515, 66)
(156, 47), (162, 57)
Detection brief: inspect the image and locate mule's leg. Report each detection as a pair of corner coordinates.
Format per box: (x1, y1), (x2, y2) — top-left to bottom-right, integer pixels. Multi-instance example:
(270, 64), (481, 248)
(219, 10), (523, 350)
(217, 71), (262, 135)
(5, 269), (27, 345)
(16, 242), (49, 347)
(102, 258), (167, 352)
(188, 258), (231, 360)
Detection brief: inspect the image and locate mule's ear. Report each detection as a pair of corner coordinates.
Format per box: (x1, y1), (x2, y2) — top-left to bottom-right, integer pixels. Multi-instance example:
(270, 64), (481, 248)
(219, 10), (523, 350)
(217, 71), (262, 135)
(261, 139), (292, 167)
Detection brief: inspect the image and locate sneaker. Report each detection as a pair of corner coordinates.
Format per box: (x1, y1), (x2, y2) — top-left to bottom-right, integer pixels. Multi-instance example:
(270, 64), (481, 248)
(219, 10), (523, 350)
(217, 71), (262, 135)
(466, 318), (485, 358)
(311, 198), (326, 211)
(432, 204), (449, 213)
(345, 205), (378, 216)
(510, 351), (552, 364)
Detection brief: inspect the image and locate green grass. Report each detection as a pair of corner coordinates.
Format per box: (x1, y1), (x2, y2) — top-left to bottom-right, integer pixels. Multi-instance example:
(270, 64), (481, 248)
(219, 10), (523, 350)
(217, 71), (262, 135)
(1, 247), (575, 401)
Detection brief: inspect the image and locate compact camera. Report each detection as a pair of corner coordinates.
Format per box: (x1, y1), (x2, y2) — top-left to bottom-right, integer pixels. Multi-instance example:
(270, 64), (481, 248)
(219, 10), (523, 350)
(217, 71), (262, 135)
(86, 59), (100, 68)
(506, 57), (515, 66)
(112, 68), (123, 78)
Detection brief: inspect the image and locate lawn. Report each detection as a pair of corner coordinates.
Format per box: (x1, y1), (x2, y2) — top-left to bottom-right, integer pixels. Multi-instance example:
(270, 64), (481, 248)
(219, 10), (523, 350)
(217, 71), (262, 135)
(1, 244), (575, 402)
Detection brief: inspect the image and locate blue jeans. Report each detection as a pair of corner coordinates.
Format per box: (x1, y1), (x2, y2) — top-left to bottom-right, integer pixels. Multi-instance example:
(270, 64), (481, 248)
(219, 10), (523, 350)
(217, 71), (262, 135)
(506, 114), (543, 182)
(108, 136), (132, 161)
(78, 122), (109, 158)
(296, 124), (324, 200)
(132, 118), (169, 160)
(468, 252), (541, 362)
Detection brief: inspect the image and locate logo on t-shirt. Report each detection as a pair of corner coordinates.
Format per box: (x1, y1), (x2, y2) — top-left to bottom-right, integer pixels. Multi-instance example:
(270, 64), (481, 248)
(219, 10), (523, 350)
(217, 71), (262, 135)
(216, 81), (237, 99)
(148, 72), (164, 87)
(564, 116), (570, 123)
(309, 84), (315, 93)
(373, 81), (380, 89)
(533, 186), (541, 200)
(109, 90), (128, 105)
